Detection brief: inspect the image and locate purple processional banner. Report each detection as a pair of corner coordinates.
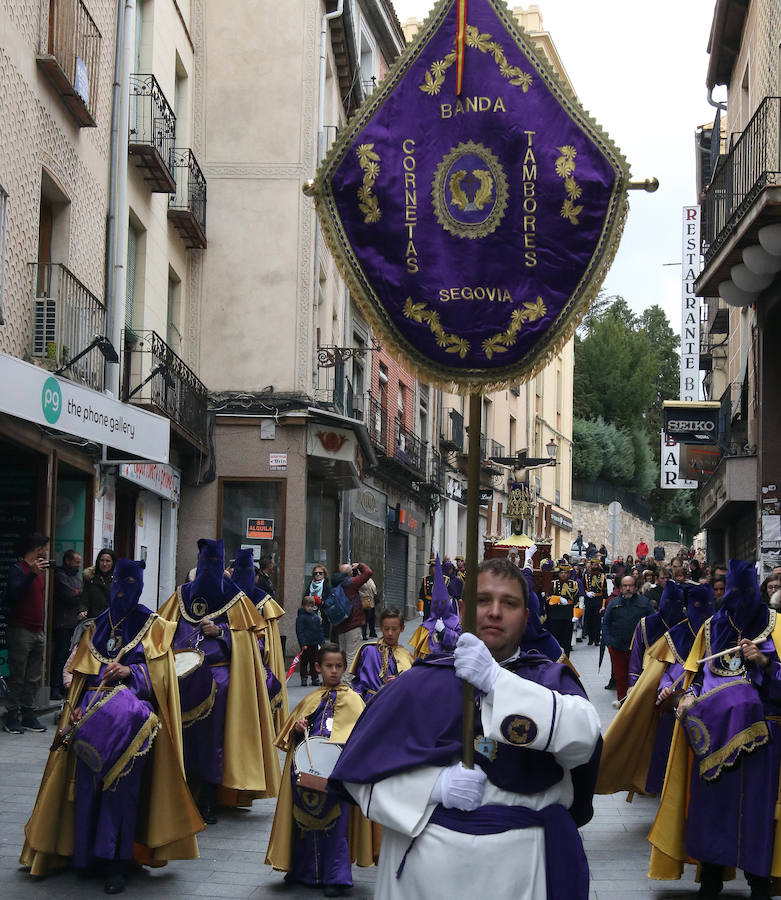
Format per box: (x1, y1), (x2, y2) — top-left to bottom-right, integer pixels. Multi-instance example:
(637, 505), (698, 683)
(307, 0), (630, 388)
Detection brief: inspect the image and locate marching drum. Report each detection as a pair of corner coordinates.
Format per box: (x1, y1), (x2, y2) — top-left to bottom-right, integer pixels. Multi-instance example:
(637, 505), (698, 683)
(294, 736), (343, 792)
(71, 685), (159, 789)
(174, 648), (217, 728)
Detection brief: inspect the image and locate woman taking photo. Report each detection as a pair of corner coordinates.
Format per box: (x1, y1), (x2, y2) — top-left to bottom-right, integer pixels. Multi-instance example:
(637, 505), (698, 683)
(82, 549), (116, 618)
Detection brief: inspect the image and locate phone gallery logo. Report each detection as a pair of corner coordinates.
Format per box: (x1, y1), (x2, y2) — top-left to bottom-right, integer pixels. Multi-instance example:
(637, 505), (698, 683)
(41, 377), (62, 424)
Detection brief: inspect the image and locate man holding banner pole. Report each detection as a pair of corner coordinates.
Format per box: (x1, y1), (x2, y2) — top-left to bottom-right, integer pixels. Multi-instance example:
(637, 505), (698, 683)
(307, 0), (634, 892)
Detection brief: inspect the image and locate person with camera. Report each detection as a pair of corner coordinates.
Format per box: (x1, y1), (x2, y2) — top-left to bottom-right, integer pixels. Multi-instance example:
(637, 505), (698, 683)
(3, 533), (50, 734)
(331, 562), (373, 669)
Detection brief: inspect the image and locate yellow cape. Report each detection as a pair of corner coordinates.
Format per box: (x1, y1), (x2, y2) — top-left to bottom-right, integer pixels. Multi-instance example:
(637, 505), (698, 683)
(349, 639), (414, 684)
(257, 595), (289, 730)
(409, 623), (432, 659)
(596, 634), (671, 795)
(20, 616), (204, 876)
(265, 684), (380, 872)
(648, 614), (781, 881)
(158, 589), (281, 805)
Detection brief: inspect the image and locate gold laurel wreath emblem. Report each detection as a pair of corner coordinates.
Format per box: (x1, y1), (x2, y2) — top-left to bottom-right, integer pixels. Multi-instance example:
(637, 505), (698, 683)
(403, 297), (470, 358)
(419, 25), (533, 96)
(432, 141), (509, 240)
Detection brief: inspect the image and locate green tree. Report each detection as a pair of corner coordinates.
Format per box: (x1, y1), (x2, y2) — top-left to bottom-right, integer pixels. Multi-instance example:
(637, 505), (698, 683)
(572, 417), (602, 481)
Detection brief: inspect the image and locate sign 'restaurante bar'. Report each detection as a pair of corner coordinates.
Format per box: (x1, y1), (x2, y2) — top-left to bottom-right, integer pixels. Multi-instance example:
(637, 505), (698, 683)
(307, 0), (630, 388)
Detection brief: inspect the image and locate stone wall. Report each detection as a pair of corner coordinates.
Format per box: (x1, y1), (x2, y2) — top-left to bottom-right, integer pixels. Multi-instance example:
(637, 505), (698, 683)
(571, 500), (655, 562)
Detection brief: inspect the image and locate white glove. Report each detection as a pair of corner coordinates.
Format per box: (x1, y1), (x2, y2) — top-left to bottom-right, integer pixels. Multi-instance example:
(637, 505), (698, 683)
(524, 543), (538, 568)
(454, 633), (500, 694)
(429, 763), (487, 811)
(586, 591), (595, 598)
(434, 618), (445, 633)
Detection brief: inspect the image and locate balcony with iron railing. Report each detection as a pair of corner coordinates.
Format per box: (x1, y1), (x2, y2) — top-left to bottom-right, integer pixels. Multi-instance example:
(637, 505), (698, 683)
(439, 407), (464, 452)
(428, 448), (444, 488)
(129, 74), (177, 192)
(394, 418), (426, 475)
(37, 0), (101, 127)
(125, 331), (208, 450)
(700, 96), (781, 279)
(29, 262), (106, 390)
(168, 149), (207, 248)
(366, 394), (389, 455)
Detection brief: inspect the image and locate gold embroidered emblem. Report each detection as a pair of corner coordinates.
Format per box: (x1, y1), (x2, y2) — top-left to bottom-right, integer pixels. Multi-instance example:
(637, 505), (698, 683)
(403, 297), (470, 357)
(683, 714), (710, 756)
(500, 714), (538, 746)
(432, 141), (508, 240)
(554, 145), (583, 225)
(191, 599), (208, 618)
(356, 143), (382, 223)
(72, 739), (103, 773)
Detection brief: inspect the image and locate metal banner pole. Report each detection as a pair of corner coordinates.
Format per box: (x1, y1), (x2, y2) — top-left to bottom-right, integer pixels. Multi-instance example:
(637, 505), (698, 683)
(461, 392), (482, 767)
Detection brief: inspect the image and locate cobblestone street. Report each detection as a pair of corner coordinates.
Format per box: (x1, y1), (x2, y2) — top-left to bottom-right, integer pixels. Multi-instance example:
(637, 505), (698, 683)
(0, 640), (752, 899)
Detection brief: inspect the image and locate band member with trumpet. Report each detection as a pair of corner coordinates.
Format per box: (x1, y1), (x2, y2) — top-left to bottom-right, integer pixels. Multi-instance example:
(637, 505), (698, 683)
(21, 559), (202, 893)
(158, 539), (280, 824)
(350, 606), (413, 699)
(266, 643), (377, 897)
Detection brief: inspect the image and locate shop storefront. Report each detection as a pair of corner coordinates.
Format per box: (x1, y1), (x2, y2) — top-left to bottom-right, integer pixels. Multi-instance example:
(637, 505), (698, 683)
(0, 353), (170, 698)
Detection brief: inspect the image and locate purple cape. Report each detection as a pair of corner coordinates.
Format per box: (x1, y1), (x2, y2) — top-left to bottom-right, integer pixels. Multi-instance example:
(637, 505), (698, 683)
(330, 651), (601, 828)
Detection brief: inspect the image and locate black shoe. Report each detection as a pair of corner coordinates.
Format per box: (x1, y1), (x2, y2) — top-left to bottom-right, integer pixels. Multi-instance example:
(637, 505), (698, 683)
(746, 872), (772, 899)
(4, 710), (23, 734)
(311, 679), (321, 686)
(604, 679), (615, 690)
(300, 679), (308, 687)
(22, 715), (47, 733)
(323, 887), (344, 898)
(576, 638), (583, 643)
(104, 873), (127, 894)
(199, 802), (217, 826)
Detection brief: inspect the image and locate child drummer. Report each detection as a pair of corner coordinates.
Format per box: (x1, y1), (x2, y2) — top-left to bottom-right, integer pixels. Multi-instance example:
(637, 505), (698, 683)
(265, 643), (377, 897)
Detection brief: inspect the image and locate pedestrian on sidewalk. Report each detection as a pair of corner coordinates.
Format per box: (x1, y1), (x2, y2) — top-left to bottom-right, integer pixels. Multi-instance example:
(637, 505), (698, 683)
(602, 576), (653, 707)
(332, 562), (373, 669)
(295, 596), (324, 687)
(51, 549), (86, 700)
(3, 532), (50, 734)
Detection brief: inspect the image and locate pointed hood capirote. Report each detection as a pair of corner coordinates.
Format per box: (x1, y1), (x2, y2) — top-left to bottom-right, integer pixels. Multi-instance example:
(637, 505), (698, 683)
(180, 538), (242, 618)
(658, 580), (686, 629)
(231, 547), (257, 597)
(686, 583), (715, 633)
(425, 554), (461, 653)
(710, 559), (768, 651)
(91, 558), (152, 657)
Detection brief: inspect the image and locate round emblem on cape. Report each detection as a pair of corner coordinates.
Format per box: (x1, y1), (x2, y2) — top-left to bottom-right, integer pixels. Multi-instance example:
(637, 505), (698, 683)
(500, 714), (538, 746)
(72, 738), (103, 773)
(432, 141), (509, 239)
(683, 714), (710, 755)
(191, 598), (208, 618)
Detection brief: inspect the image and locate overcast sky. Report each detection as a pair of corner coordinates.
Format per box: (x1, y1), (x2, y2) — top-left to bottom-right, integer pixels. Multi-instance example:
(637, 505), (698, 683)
(388, 0), (720, 329)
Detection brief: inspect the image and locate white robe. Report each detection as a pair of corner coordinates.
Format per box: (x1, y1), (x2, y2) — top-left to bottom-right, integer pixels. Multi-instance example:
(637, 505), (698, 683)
(345, 667), (601, 900)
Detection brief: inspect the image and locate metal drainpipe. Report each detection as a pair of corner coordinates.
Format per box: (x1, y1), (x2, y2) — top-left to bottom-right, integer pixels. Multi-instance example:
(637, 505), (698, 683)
(104, 0), (125, 393)
(313, 0), (344, 390)
(107, 0), (135, 398)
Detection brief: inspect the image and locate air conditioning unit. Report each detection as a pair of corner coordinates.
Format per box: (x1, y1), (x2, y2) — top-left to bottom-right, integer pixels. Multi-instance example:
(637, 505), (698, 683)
(33, 298), (58, 361)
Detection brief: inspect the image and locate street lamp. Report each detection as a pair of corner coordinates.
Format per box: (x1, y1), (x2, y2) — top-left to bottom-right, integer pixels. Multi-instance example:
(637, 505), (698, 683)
(54, 335), (119, 375)
(546, 439), (558, 462)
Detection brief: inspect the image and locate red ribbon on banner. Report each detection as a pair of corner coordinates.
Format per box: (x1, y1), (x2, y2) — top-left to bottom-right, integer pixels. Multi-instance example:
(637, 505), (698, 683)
(455, 0), (467, 95)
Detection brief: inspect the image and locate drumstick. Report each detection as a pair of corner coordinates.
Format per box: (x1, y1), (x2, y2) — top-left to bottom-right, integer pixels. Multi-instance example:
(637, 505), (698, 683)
(697, 645), (739, 665)
(304, 726), (314, 769)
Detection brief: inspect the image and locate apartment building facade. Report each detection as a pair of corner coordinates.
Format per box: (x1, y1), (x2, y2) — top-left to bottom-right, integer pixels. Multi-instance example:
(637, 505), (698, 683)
(0, 0), (208, 692)
(177, 1), (410, 641)
(695, 0), (781, 569)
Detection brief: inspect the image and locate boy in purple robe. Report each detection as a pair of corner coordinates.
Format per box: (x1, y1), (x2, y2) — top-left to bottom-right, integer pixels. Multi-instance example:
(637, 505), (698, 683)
(649, 560), (781, 899)
(350, 607), (413, 700)
(331, 557), (602, 900)
(266, 643), (375, 896)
